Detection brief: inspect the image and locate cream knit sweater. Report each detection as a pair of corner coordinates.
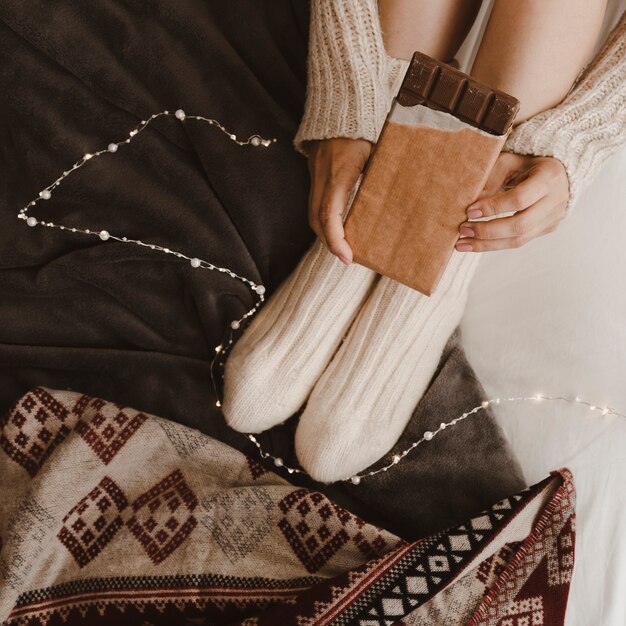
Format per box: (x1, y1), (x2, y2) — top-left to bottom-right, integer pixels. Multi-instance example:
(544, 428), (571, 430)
(293, 1), (626, 214)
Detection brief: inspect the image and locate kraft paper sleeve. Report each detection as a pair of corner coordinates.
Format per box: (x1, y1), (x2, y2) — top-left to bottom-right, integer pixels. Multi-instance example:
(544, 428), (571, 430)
(344, 101), (508, 296)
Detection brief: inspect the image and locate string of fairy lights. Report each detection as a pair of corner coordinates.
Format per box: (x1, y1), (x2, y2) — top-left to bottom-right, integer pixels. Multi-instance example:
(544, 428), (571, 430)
(18, 110), (624, 485)
(246, 393), (624, 484)
(17, 109), (272, 408)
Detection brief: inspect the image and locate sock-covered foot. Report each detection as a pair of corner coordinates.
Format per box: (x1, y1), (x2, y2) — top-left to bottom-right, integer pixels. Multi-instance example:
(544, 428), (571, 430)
(294, 250), (482, 483)
(222, 50), (412, 435)
(222, 232), (379, 433)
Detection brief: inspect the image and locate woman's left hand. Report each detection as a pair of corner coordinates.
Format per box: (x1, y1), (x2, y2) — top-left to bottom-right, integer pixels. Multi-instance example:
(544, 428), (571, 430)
(455, 152), (570, 252)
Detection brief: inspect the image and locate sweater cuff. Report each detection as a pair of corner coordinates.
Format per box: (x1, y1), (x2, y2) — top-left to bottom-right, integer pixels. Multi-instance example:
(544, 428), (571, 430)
(293, 0), (398, 157)
(293, 51), (410, 158)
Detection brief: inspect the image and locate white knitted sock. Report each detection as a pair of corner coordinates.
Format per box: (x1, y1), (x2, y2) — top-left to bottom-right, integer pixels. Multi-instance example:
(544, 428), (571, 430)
(294, 250), (482, 483)
(222, 47), (407, 435)
(222, 210), (379, 433)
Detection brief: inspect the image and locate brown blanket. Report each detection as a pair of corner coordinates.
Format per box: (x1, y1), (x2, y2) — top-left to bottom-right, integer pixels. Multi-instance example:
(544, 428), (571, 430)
(0, 387), (575, 626)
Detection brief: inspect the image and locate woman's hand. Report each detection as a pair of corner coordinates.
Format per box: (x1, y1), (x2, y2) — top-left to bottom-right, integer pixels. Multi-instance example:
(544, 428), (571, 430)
(307, 138), (373, 265)
(455, 152), (570, 253)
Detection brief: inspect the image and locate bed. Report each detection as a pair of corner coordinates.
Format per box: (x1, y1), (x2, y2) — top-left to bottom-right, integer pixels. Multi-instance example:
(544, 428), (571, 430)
(0, 1), (624, 624)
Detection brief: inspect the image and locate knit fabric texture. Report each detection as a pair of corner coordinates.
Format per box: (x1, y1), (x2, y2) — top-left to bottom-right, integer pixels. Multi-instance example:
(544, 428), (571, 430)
(222, 231), (379, 434)
(293, 0), (390, 156)
(294, 2), (626, 213)
(295, 249), (481, 483)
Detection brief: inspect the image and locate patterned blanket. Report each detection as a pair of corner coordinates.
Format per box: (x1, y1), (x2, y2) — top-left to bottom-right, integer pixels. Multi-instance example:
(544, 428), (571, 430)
(0, 388), (576, 625)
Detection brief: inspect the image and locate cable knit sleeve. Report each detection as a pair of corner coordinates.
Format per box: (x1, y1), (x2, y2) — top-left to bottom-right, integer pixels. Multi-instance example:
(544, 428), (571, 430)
(293, 0), (391, 157)
(504, 12), (626, 215)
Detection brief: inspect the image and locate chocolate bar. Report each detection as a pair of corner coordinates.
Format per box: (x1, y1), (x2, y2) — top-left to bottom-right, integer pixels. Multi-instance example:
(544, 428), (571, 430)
(343, 53), (520, 296)
(397, 51), (519, 135)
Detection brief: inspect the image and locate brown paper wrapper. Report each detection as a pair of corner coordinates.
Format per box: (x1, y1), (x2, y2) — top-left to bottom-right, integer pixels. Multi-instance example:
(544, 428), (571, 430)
(344, 102), (507, 296)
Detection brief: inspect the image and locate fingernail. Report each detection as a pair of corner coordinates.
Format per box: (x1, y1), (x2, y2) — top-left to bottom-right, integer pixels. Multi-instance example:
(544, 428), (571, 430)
(459, 226), (475, 238)
(339, 255), (351, 265)
(467, 208), (483, 219)
(456, 242), (473, 252)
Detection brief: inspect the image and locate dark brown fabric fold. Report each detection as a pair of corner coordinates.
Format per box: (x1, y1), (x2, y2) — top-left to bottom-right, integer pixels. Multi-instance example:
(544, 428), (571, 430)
(0, 0), (312, 432)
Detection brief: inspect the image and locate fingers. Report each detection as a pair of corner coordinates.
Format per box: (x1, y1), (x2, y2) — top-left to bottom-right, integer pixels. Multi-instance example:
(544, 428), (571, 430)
(467, 166), (548, 219)
(307, 138), (372, 264)
(316, 180), (355, 263)
(457, 155), (569, 253)
(477, 152), (519, 201)
(308, 169), (357, 264)
(456, 196), (564, 252)
(461, 195), (549, 240)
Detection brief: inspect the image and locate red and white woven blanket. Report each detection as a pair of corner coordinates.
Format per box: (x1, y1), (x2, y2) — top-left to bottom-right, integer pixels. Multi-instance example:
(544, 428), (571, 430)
(0, 387), (576, 625)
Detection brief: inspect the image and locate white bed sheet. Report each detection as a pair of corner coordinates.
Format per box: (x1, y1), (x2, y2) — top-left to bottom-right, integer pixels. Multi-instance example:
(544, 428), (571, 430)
(454, 4), (626, 623)
(460, 147), (626, 626)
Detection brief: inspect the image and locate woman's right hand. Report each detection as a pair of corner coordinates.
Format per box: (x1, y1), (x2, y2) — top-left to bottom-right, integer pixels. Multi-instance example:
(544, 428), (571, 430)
(307, 137), (373, 265)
